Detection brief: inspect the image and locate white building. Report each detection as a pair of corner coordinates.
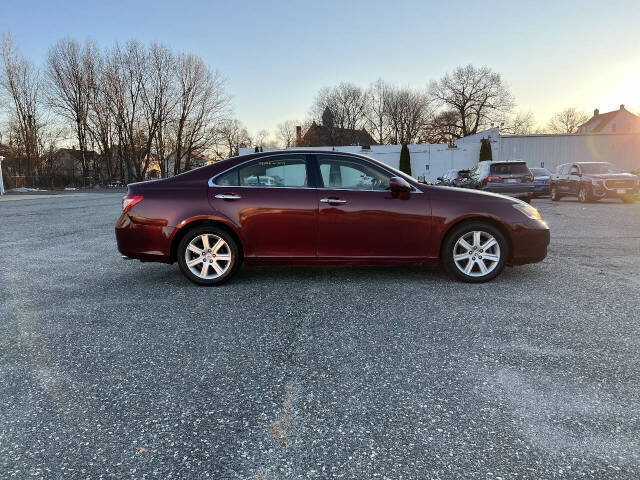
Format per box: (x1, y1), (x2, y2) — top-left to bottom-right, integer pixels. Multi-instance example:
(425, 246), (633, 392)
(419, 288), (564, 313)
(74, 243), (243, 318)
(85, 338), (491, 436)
(240, 126), (640, 181)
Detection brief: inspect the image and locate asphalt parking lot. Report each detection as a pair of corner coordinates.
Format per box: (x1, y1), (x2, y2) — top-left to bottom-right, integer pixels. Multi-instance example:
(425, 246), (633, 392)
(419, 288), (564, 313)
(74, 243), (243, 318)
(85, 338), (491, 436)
(1, 191), (639, 479)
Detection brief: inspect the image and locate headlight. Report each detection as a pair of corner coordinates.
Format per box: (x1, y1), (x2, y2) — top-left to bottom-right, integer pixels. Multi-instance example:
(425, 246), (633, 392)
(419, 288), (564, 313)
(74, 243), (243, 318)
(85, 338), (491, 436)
(512, 203), (542, 221)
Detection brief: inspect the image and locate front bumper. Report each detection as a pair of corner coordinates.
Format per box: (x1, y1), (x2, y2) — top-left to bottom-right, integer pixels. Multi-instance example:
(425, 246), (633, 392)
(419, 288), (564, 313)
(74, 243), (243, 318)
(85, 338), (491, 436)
(591, 184), (638, 199)
(510, 220), (550, 266)
(115, 212), (175, 263)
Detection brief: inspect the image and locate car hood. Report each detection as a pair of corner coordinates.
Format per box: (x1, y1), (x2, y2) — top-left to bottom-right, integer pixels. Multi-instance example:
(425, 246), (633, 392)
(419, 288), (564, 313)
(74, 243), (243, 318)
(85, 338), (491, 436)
(584, 173), (637, 180)
(430, 185), (525, 204)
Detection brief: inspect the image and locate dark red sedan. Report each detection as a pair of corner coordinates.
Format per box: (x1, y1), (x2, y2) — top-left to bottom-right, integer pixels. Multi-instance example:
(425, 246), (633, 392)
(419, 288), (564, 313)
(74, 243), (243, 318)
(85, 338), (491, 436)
(115, 151), (550, 285)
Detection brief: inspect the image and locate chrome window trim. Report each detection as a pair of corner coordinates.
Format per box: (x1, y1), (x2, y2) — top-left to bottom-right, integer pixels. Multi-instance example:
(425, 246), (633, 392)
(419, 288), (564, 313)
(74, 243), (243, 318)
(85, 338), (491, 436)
(207, 151), (424, 193)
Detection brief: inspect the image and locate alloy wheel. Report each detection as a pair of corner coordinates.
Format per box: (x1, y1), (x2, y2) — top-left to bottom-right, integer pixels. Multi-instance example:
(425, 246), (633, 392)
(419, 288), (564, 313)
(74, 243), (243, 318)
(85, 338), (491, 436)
(452, 230), (501, 277)
(184, 234), (232, 279)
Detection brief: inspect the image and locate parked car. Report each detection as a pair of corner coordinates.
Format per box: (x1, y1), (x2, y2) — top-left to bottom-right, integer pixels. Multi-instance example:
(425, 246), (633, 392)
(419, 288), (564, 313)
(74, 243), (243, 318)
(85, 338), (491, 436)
(550, 162), (638, 203)
(436, 169), (472, 187)
(465, 161), (534, 201)
(529, 167), (552, 197)
(116, 151), (550, 285)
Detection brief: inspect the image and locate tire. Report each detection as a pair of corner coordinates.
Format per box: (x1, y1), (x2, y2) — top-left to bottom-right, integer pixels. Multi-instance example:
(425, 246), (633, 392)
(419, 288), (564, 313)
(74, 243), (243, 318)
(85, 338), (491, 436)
(621, 194), (635, 204)
(177, 226), (241, 286)
(551, 185), (561, 201)
(441, 221), (508, 283)
(578, 185), (591, 203)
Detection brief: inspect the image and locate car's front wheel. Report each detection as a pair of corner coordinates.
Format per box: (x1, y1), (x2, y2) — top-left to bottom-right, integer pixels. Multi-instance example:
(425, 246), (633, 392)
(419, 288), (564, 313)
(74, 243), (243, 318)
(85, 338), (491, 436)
(177, 226), (241, 285)
(442, 222), (508, 283)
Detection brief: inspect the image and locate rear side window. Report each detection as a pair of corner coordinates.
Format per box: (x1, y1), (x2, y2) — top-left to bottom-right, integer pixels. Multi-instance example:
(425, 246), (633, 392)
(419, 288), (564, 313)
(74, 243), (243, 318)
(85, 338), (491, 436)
(490, 163), (529, 175)
(216, 156), (308, 187)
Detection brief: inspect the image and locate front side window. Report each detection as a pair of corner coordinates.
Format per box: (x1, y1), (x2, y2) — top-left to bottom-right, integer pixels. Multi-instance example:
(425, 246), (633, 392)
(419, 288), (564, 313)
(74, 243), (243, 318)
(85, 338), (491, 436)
(318, 156), (393, 190)
(216, 156), (308, 187)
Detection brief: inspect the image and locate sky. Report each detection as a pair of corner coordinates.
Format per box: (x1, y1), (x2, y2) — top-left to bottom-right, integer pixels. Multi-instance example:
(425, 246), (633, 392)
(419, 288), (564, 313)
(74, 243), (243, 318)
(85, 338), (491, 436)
(2, 0), (640, 136)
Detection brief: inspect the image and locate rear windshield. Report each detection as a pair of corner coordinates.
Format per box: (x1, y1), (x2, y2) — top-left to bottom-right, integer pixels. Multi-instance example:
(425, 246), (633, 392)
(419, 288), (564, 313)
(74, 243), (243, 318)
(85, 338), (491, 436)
(490, 163), (529, 175)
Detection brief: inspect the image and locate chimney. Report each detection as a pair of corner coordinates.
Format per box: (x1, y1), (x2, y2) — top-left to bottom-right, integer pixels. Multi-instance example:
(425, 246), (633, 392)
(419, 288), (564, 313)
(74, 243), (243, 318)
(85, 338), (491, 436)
(593, 108), (599, 117)
(620, 104), (625, 110)
(295, 125), (302, 147)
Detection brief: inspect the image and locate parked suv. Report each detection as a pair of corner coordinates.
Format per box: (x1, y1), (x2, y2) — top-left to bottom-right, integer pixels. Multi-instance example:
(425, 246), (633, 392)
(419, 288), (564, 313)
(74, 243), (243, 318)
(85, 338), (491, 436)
(550, 162), (638, 203)
(466, 161), (534, 201)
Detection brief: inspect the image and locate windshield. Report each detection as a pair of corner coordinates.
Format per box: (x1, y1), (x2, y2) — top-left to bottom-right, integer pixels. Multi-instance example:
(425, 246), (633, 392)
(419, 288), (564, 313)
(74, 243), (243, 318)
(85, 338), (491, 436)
(580, 163), (619, 174)
(530, 168), (551, 176)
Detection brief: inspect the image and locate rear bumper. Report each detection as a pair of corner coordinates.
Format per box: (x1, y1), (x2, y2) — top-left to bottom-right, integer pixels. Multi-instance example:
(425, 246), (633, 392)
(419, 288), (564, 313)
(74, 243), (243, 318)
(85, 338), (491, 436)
(115, 212), (175, 263)
(510, 221), (550, 265)
(481, 184), (534, 199)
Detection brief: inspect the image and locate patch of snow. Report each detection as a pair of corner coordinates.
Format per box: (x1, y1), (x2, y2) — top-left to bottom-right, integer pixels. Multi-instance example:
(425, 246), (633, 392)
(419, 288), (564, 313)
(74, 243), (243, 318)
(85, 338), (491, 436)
(9, 187), (48, 193)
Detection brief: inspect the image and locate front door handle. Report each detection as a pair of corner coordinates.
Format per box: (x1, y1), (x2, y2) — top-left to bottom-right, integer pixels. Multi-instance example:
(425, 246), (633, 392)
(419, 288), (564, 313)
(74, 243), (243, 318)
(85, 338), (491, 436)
(214, 194), (242, 200)
(320, 197), (347, 205)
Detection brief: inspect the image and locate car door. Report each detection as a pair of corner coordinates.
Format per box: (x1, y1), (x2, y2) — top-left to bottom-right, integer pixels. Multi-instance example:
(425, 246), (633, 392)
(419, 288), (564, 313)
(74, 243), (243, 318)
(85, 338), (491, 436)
(313, 154), (429, 260)
(567, 164), (581, 195)
(209, 154), (318, 259)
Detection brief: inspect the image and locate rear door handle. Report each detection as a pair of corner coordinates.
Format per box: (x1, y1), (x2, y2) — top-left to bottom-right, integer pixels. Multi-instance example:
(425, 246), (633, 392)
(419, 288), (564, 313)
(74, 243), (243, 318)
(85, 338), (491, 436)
(214, 194), (242, 200)
(320, 197), (347, 204)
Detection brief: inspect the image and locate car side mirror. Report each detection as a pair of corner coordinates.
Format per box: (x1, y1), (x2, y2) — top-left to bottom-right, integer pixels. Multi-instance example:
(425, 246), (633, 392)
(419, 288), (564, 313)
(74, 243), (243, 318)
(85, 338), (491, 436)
(389, 176), (412, 193)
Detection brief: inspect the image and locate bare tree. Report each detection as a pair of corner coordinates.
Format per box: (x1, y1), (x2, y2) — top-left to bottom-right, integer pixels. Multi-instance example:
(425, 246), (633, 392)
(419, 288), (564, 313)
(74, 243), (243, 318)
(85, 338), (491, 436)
(214, 118), (251, 158)
(147, 43), (176, 178)
(429, 64), (514, 139)
(365, 78), (390, 144)
(45, 38), (97, 182)
(102, 40), (149, 182)
(501, 110), (537, 135)
(385, 86), (431, 145)
(276, 120), (297, 148)
(311, 82), (368, 144)
(171, 53), (229, 175)
(87, 51), (117, 183)
(0, 32), (43, 182)
(546, 107), (589, 134)
(254, 129), (269, 148)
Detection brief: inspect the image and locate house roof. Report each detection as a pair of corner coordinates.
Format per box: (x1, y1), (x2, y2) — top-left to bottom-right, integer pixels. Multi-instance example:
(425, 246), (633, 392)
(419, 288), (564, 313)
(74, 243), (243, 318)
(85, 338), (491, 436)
(300, 122), (377, 147)
(579, 106), (640, 133)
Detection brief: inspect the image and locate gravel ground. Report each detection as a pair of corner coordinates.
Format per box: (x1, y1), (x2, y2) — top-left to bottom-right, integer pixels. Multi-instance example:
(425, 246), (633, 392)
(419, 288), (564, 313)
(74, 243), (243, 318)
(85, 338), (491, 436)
(1, 192), (639, 479)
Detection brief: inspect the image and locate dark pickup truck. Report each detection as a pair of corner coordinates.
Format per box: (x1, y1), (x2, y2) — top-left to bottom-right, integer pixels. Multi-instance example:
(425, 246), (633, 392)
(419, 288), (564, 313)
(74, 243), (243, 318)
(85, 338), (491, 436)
(550, 162), (638, 203)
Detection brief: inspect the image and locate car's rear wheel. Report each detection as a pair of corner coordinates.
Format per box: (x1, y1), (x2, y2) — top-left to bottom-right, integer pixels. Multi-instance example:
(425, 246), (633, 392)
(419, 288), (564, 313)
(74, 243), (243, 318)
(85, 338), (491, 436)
(442, 222), (508, 283)
(578, 185), (591, 203)
(177, 226), (241, 285)
(551, 185), (561, 201)
(621, 194), (635, 204)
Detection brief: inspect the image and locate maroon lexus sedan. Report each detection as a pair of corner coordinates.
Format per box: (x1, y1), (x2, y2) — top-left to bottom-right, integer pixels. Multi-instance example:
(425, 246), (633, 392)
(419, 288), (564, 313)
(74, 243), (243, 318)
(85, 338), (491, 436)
(115, 151), (550, 285)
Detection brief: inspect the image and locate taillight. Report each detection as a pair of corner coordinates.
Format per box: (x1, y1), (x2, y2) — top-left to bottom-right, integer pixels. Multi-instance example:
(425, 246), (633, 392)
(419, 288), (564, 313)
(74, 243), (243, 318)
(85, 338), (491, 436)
(122, 195), (144, 212)
(523, 174), (534, 182)
(485, 175), (502, 183)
